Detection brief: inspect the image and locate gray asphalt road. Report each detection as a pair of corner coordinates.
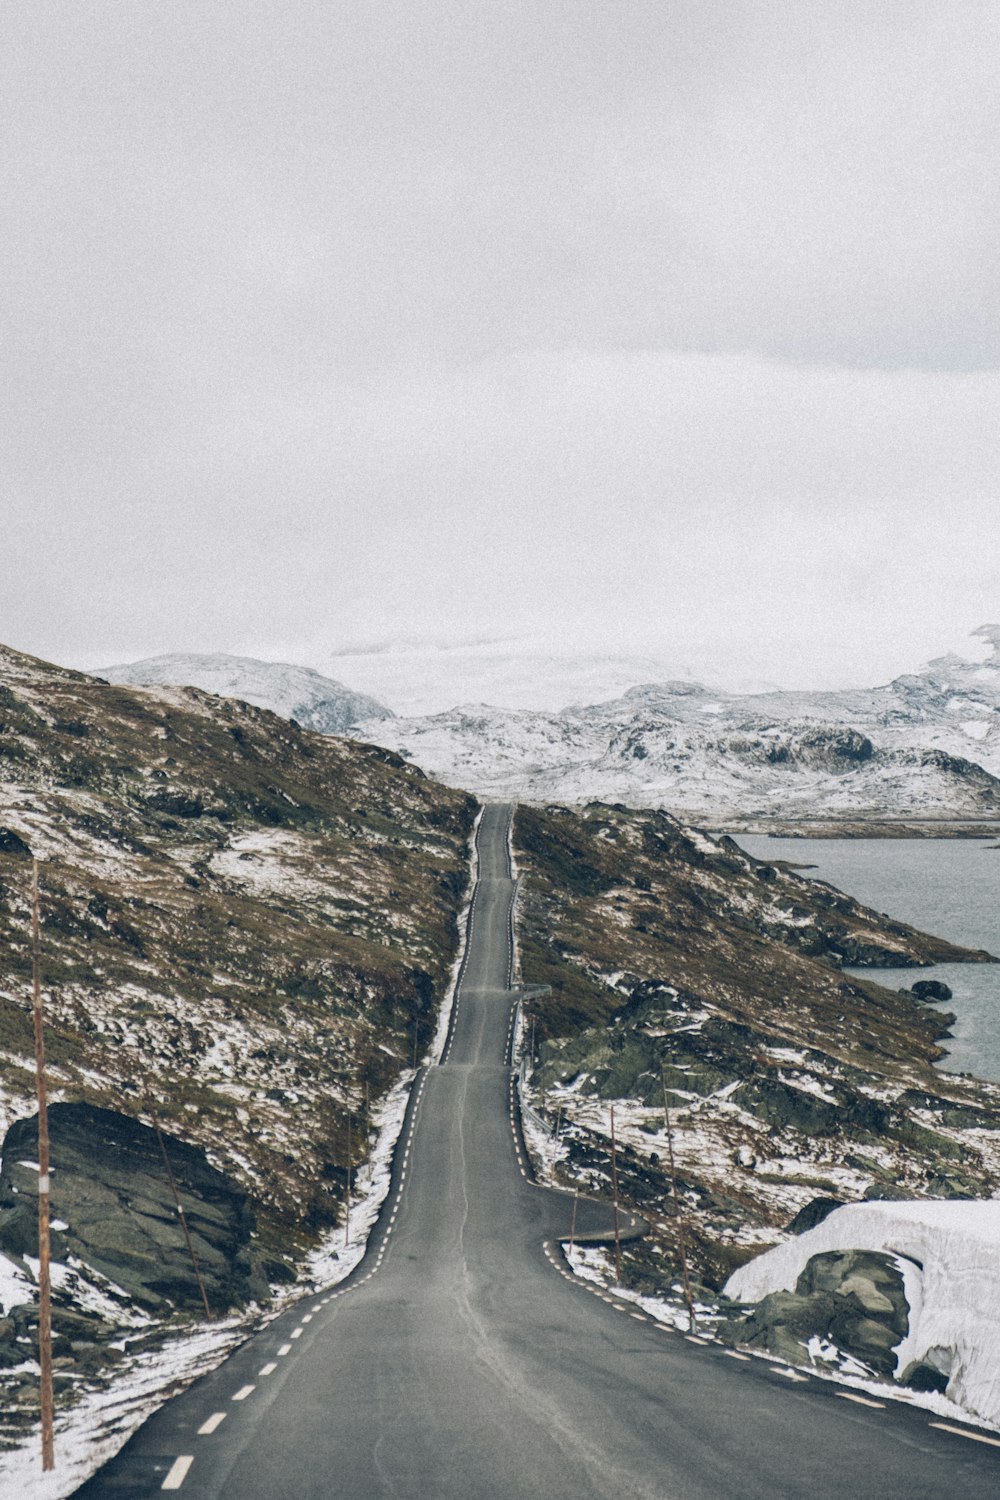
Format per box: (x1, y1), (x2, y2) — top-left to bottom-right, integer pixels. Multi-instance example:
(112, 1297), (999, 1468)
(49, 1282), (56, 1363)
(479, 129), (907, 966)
(75, 802), (1000, 1497)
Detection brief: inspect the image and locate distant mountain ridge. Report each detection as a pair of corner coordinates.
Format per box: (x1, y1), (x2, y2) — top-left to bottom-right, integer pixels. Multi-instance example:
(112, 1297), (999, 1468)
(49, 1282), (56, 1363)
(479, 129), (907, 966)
(99, 653), (394, 734)
(345, 627), (1000, 822)
(97, 632), (1000, 822)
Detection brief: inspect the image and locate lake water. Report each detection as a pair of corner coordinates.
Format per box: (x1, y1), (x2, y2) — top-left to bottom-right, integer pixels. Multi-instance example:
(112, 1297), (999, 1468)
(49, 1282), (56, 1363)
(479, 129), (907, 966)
(733, 837), (1000, 1084)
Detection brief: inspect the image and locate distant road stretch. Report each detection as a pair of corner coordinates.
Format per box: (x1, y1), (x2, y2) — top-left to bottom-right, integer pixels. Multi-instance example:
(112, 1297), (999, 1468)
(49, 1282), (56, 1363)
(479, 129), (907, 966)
(76, 803), (1000, 1498)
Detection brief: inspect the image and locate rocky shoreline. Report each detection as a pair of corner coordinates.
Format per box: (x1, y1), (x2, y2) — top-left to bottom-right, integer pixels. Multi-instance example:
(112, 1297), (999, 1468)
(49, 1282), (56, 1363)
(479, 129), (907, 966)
(711, 819), (1000, 839)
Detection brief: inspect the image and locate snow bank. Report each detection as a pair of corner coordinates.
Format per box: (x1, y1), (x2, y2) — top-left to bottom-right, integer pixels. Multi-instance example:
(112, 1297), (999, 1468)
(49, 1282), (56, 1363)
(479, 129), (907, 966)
(429, 805), (482, 1062)
(726, 1200), (1000, 1427)
(0, 1315), (248, 1499)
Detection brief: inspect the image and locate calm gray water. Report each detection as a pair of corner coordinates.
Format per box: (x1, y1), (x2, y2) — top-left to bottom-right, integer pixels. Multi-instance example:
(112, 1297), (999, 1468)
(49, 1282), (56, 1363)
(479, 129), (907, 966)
(734, 837), (1000, 1083)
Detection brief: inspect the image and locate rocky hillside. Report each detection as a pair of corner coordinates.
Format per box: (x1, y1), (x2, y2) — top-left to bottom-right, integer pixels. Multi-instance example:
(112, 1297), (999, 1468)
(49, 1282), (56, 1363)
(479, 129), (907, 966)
(352, 628), (1000, 824)
(99, 653), (394, 734)
(0, 643), (473, 1438)
(512, 803), (1000, 1306)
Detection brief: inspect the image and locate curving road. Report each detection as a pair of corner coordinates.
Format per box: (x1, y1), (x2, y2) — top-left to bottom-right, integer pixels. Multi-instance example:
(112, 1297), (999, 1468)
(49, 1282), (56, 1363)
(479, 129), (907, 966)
(75, 802), (1000, 1497)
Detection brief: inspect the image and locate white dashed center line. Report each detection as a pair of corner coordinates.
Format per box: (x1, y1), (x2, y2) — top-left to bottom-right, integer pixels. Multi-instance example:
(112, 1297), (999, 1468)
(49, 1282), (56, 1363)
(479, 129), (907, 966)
(161, 1454), (194, 1489)
(197, 1412), (227, 1436)
(291, 1327), (303, 1339)
(725, 1351), (751, 1362)
(837, 1391), (884, 1408)
(259, 1362), (277, 1376)
(232, 1385), (256, 1402)
(277, 1343), (292, 1356)
(930, 1421), (1000, 1448)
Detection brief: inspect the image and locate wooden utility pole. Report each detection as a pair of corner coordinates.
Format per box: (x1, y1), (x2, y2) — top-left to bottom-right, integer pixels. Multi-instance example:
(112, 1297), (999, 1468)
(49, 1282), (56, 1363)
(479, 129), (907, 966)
(569, 1187), (579, 1255)
(609, 1105), (622, 1283)
(153, 1118), (212, 1321)
(661, 1069), (696, 1333)
(344, 1112), (352, 1248)
(31, 860), (54, 1471)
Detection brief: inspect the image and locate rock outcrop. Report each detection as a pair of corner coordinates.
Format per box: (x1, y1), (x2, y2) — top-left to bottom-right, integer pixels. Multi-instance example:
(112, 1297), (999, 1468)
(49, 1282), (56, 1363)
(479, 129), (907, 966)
(721, 1248), (909, 1377)
(0, 1103), (263, 1313)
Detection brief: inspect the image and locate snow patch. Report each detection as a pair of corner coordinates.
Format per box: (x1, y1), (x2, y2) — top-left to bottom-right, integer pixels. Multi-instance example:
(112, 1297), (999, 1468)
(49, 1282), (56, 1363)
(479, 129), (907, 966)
(726, 1200), (1000, 1429)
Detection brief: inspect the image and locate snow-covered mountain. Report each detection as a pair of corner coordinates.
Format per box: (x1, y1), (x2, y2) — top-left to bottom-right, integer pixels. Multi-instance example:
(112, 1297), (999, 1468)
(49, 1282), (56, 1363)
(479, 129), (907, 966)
(349, 627), (1000, 821)
(99, 653), (394, 734)
(98, 633), (1000, 821)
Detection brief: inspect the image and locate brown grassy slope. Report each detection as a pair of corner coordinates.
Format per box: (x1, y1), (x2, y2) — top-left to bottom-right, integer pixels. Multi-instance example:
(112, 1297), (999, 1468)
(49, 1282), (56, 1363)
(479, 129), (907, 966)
(0, 643), (475, 1245)
(515, 802), (986, 1074)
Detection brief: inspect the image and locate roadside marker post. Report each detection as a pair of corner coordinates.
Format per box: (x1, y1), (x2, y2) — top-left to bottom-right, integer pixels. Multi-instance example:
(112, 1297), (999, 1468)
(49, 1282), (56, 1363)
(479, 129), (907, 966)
(345, 1111), (352, 1247)
(31, 859), (55, 1472)
(610, 1105), (622, 1283)
(661, 1068), (696, 1334)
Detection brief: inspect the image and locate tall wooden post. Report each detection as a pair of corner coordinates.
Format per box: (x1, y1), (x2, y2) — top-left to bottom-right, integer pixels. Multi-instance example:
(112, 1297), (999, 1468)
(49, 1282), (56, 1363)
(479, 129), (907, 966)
(31, 860), (55, 1471)
(662, 1069), (696, 1333)
(344, 1112), (352, 1248)
(609, 1105), (622, 1284)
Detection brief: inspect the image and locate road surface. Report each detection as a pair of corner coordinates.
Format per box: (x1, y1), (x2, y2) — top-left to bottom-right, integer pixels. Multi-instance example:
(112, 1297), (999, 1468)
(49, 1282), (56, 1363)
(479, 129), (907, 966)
(75, 803), (1000, 1497)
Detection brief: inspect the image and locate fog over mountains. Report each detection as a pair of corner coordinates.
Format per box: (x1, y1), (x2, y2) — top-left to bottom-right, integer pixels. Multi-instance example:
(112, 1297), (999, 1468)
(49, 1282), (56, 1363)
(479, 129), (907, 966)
(103, 629), (1000, 824)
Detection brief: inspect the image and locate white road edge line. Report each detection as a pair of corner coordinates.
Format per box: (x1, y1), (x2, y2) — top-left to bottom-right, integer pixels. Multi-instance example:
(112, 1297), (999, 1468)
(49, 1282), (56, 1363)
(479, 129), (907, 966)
(930, 1421), (1000, 1448)
(161, 1455), (194, 1489)
(232, 1385), (256, 1402)
(837, 1391), (884, 1408)
(197, 1413), (227, 1436)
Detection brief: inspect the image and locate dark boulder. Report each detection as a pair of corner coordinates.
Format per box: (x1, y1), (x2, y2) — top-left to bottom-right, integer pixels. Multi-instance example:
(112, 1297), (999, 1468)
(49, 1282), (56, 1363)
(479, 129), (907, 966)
(909, 979), (953, 1002)
(0, 1102), (264, 1314)
(862, 1180), (914, 1202)
(787, 1197), (844, 1234)
(719, 1287), (839, 1366)
(0, 827), (32, 859)
(720, 1248), (910, 1378)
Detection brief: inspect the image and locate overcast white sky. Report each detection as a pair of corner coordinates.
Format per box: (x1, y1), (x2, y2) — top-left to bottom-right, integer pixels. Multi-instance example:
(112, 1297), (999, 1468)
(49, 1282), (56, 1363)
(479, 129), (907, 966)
(4, 2), (999, 699)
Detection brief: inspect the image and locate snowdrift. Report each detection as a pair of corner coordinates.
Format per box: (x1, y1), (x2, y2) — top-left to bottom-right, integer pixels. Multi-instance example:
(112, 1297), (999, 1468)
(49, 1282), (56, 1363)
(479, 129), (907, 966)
(726, 1200), (1000, 1426)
